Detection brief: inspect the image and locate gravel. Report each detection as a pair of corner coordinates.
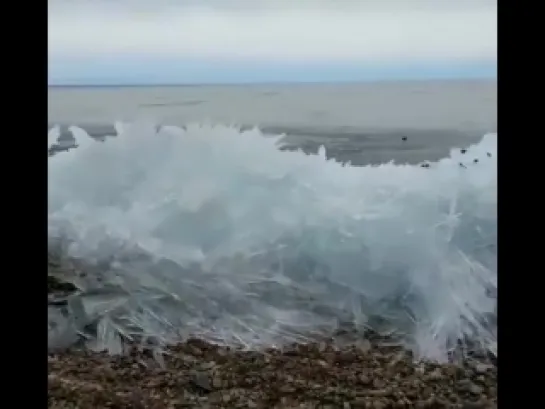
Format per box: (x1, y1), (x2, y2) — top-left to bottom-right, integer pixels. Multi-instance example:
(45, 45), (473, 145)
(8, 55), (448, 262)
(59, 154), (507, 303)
(48, 337), (496, 408)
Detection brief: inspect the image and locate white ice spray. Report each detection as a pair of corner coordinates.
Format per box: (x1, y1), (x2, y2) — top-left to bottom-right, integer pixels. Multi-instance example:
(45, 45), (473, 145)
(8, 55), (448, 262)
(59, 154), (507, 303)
(48, 123), (497, 360)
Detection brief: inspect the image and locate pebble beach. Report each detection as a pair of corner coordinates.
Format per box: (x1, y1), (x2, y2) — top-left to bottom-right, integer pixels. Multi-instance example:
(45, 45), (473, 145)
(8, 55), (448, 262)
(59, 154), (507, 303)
(48, 337), (497, 409)
(48, 261), (497, 409)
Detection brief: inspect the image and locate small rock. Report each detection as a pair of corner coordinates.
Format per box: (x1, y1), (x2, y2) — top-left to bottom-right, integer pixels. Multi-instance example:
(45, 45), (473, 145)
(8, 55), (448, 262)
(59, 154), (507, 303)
(373, 401), (386, 409)
(469, 383), (484, 395)
(394, 399), (407, 408)
(337, 351), (357, 364)
(279, 385), (296, 394)
(373, 378), (386, 389)
(188, 345), (203, 356)
(474, 363), (493, 374)
(317, 359), (329, 367)
(199, 361), (216, 370)
(461, 400), (489, 409)
(216, 347), (228, 357)
(356, 339), (372, 354)
(190, 371), (212, 392)
(428, 369), (444, 381)
(368, 390), (387, 397)
(318, 342), (328, 352)
(359, 373), (371, 385)
(351, 397), (368, 408)
(211, 375), (223, 389)
(457, 379), (472, 388)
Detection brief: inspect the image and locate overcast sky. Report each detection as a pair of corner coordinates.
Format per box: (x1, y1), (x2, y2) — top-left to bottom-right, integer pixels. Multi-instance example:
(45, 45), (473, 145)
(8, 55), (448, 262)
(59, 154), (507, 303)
(48, 0), (497, 85)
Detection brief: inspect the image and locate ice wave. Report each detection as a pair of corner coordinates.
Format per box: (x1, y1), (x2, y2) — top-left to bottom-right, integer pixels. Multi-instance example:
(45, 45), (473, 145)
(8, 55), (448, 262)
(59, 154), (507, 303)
(48, 122), (497, 361)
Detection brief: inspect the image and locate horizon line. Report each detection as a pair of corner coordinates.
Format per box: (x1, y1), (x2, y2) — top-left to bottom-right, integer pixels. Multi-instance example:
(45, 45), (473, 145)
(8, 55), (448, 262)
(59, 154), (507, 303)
(48, 77), (497, 88)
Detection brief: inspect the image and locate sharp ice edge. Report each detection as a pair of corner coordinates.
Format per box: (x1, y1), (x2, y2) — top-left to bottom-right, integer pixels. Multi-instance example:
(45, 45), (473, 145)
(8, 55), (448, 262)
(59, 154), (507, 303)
(48, 123), (497, 361)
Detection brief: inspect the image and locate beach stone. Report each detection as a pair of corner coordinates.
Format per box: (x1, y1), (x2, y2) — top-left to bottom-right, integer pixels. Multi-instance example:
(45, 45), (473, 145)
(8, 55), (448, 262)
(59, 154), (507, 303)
(474, 363), (494, 374)
(469, 383), (484, 395)
(189, 371), (212, 392)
